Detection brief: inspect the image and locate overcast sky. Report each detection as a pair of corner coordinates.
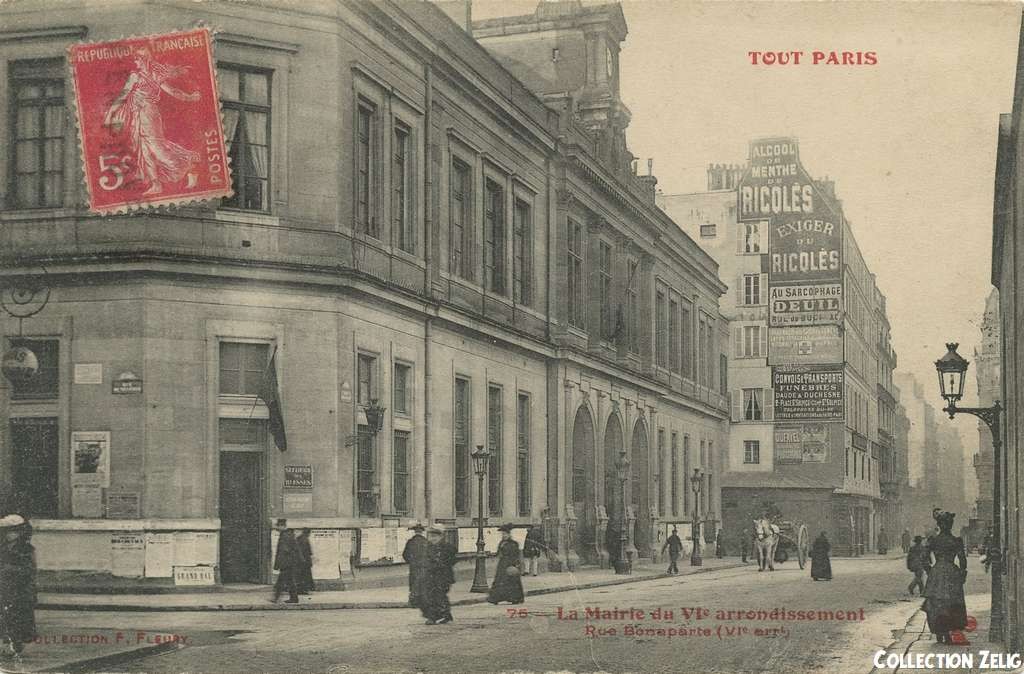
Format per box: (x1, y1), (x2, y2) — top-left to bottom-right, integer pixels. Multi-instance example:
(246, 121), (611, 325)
(474, 1), (1020, 425)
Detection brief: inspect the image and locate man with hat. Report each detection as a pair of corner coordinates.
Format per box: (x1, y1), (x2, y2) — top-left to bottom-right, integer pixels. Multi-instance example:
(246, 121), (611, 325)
(660, 526), (683, 575)
(402, 522), (429, 608)
(421, 524), (456, 624)
(906, 534), (930, 596)
(271, 518), (300, 604)
(0, 514), (36, 658)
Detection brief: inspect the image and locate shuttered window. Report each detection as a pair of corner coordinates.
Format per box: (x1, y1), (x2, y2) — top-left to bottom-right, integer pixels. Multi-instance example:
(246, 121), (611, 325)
(488, 385), (503, 515)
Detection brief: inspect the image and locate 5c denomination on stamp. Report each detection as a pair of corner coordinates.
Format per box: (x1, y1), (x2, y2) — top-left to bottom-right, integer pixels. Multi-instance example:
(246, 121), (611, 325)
(68, 27), (232, 214)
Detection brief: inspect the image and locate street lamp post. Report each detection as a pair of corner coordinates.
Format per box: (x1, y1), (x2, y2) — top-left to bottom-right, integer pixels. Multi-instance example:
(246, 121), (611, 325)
(690, 468), (703, 567)
(614, 449), (631, 575)
(470, 445), (491, 593)
(935, 343), (1004, 643)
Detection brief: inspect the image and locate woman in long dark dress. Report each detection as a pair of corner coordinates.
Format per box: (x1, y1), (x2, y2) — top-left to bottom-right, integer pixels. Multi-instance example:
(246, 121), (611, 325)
(0, 515), (36, 659)
(923, 511), (968, 643)
(488, 524), (524, 605)
(810, 531), (832, 581)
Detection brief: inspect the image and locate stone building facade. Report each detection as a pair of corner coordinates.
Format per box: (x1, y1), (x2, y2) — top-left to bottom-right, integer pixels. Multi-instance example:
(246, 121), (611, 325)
(0, 0), (727, 587)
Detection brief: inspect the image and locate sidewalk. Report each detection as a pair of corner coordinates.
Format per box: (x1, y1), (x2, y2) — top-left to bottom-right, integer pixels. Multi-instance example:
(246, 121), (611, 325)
(871, 592), (1022, 674)
(38, 557), (745, 612)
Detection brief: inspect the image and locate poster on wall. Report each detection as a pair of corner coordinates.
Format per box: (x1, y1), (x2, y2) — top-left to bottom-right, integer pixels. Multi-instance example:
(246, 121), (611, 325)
(194, 532), (218, 565)
(311, 530), (341, 579)
(774, 423), (832, 463)
(110, 534), (145, 577)
(71, 484), (103, 518)
(768, 325), (843, 365)
(144, 533), (174, 578)
(105, 491), (141, 519)
(359, 528), (388, 565)
(772, 365), (844, 421)
(338, 530), (354, 573)
(70, 431), (110, 487)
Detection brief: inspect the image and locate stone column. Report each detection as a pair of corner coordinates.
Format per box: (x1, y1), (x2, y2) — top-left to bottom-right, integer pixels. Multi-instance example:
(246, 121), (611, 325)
(626, 505), (638, 565)
(596, 504), (610, 569)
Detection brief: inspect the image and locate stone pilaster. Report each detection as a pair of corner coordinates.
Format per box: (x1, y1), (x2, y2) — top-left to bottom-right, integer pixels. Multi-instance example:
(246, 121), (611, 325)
(595, 504), (610, 568)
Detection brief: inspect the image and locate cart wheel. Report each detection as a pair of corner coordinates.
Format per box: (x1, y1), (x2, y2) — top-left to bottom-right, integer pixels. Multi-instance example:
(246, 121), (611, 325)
(797, 524), (809, 570)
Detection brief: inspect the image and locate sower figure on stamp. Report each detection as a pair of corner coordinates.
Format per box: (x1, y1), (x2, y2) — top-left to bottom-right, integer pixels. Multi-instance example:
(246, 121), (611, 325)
(421, 524), (456, 625)
(488, 524), (525, 605)
(271, 519), (300, 604)
(0, 515), (36, 660)
(295, 528), (314, 595)
(402, 523), (429, 608)
(906, 535), (930, 596)
(661, 527), (683, 574)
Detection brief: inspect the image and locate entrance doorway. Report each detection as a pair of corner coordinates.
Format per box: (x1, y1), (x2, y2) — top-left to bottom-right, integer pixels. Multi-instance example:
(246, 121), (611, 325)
(218, 419), (267, 584)
(571, 406), (595, 562)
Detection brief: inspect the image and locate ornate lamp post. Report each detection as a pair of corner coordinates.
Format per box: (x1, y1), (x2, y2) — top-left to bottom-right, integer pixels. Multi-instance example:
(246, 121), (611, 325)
(614, 449), (631, 575)
(935, 343), (1004, 643)
(690, 468), (704, 567)
(470, 444), (491, 593)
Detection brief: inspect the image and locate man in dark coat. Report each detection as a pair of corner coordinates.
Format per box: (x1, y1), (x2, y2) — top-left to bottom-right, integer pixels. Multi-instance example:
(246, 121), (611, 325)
(901, 529), (912, 554)
(661, 527), (683, 574)
(402, 523), (429, 608)
(295, 528), (314, 595)
(421, 524), (456, 624)
(907, 535), (930, 596)
(271, 519), (300, 603)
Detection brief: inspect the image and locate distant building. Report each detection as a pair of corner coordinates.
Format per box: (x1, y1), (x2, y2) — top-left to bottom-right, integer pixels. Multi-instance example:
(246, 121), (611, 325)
(659, 140), (900, 556)
(973, 288), (1000, 530)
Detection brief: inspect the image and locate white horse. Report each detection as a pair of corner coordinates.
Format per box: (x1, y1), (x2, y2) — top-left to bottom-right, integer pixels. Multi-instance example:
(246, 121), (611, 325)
(753, 517), (780, 571)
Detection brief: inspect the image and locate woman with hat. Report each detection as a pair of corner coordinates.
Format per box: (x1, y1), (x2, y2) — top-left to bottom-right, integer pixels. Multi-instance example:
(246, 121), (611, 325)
(923, 510), (968, 644)
(421, 524), (456, 625)
(487, 524), (524, 605)
(0, 514), (36, 658)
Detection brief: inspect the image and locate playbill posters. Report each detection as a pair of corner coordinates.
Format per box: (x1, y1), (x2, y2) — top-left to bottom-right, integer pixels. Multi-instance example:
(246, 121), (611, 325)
(1, 2), (1020, 673)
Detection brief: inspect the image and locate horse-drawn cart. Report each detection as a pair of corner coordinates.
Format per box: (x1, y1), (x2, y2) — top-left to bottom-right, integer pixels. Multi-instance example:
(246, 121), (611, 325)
(773, 520), (810, 569)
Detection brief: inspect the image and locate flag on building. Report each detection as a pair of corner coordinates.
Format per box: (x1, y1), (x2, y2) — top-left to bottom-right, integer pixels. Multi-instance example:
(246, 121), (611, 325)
(259, 348), (287, 452)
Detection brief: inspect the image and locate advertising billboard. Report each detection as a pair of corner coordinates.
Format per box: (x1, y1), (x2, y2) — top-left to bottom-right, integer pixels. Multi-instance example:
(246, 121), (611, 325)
(768, 325), (844, 365)
(774, 423), (833, 463)
(772, 365), (844, 421)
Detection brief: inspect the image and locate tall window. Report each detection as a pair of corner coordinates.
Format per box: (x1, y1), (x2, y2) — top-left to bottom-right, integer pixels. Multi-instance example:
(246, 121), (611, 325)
(720, 354), (728, 395)
(450, 159), (472, 281)
(627, 259), (640, 353)
(671, 432), (680, 517)
(483, 179), (506, 295)
(744, 222), (760, 253)
(742, 274), (760, 306)
(10, 60), (64, 209)
(669, 299), (680, 373)
(517, 393), (531, 516)
(357, 354), (376, 405)
(744, 440), (760, 464)
(219, 66), (271, 212)
(656, 430), (666, 516)
(682, 435), (690, 515)
(513, 199), (533, 305)
(487, 385), (503, 515)
(454, 378), (470, 515)
(567, 219), (585, 329)
(599, 242), (613, 340)
(393, 363), (410, 415)
(655, 290), (667, 368)
(697, 316), (706, 385)
(357, 425), (376, 515)
(393, 430), (410, 514)
(355, 101), (377, 236)
(393, 123), (413, 253)
(220, 342), (269, 395)
(741, 325), (766, 358)
(681, 302), (693, 378)
(742, 388), (764, 421)
(10, 339), (59, 400)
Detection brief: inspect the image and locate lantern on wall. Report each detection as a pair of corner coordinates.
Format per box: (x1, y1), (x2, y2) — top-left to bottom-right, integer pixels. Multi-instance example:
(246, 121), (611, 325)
(1, 345), (38, 384)
(362, 398), (387, 434)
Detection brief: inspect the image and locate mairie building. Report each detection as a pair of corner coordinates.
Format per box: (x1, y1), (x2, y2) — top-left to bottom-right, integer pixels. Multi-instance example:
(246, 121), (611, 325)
(0, 0), (728, 588)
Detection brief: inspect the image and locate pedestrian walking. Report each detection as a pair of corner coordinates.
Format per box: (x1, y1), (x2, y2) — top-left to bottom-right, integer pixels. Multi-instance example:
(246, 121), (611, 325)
(661, 527), (683, 574)
(522, 525), (543, 576)
(981, 526), (994, 574)
(877, 526), (889, 555)
(488, 524), (525, 605)
(810, 531), (832, 581)
(421, 524), (456, 625)
(271, 518), (300, 604)
(715, 529), (724, 558)
(0, 514), (36, 659)
(923, 511), (969, 644)
(906, 535), (930, 596)
(295, 528), (314, 595)
(901, 529), (912, 554)
(402, 523), (429, 608)
(740, 526), (750, 564)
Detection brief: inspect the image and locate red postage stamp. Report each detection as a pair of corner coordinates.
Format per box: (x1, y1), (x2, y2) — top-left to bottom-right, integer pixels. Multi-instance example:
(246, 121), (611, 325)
(68, 28), (232, 214)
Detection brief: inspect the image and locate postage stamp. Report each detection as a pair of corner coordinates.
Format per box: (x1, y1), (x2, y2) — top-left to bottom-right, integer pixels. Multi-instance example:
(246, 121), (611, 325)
(68, 27), (232, 214)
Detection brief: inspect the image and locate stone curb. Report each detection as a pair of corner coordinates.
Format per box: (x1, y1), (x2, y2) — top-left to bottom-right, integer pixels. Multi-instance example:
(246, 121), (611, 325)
(38, 562), (745, 612)
(868, 606), (929, 674)
(22, 640), (185, 674)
